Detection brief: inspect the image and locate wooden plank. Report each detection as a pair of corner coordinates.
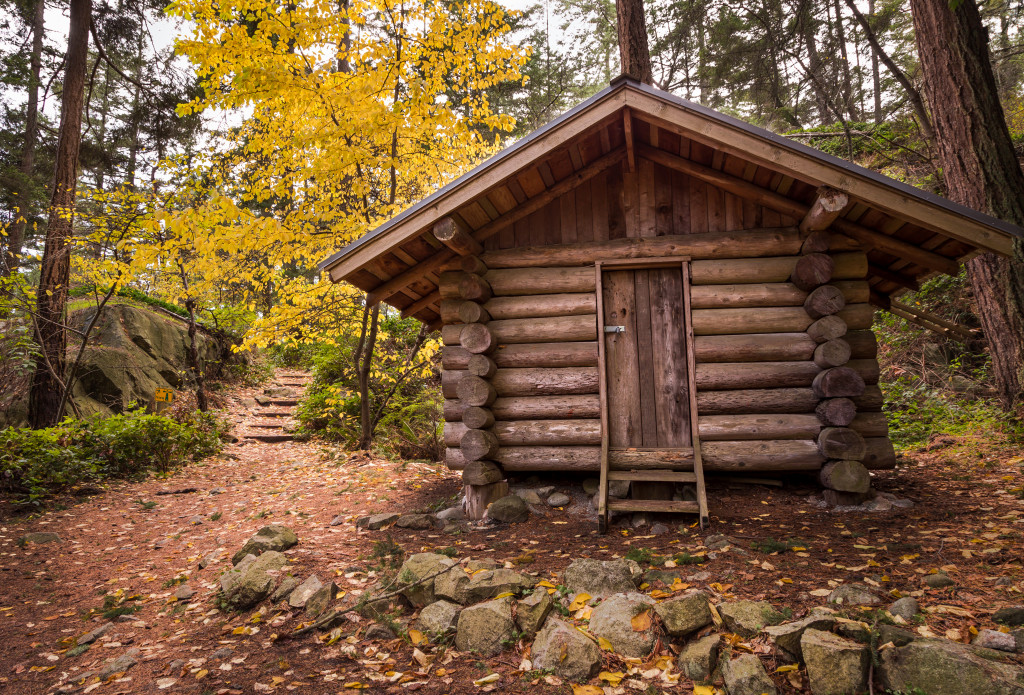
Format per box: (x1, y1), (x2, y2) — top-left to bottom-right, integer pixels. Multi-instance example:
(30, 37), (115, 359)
(638, 157), (656, 237)
(608, 499), (699, 513)
(609, 448), (695, 468)
(649, 267), (690, 447)
(607, 470), (697, 483)
(633, 269), (658, 447)
(672, 169), (690, 234)
(592, 171), (610, 242)
(607, 164), (627, 240)
(576, 176), (595, 243)
(689, 166), (709, 234)
(596, 263), (610, 520)
(682, 260), (708, 525)
(560, 187), (577, 244)
(603, 268), (641, 448)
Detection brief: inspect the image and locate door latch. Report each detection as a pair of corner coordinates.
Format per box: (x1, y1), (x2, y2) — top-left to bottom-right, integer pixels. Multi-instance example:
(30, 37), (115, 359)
(604, 325), (626, 333)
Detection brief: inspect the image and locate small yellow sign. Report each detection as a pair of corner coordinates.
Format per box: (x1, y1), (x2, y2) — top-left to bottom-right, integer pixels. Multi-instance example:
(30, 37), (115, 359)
(154, 388), (175, 403)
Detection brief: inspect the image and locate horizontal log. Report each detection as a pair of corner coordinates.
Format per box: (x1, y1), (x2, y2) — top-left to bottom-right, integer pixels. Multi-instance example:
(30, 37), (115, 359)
(609, 448), (695, 469)
(440, 299), (462, 324)
(804, 285), (847, 319)
(818, 427), (867, 460)
(862, 437), (896, 470)
(791, 253), (835, 291)
(846, 330), (878, 359)
(853, 385), (883, 411)
(441, 324), (461, 345)
(697, 413), (821, 440)
(807, 315), (848, 343)
(819, 460), (871, 493)
(460, 323), (495, 354)
(492, 395), (601, 420)
(800, 187), (849, 233)
(689, 280), (868, 309)
(849, 358), (880, 385)
(692, 306), (812, 335)
(460, 256), (489, 275)
(812, 367), (866, 398)
(444, 343), (598, 370)
(461, 429), (499, 461)
(490, 446), (600, 471)
(484, 293), (596, 319)
(816, 398), (856, 427)
(433, 217), (483, 256)
(838, 303), (875, 330)
(444, 420), (602, 447)
(456, 375), (497, 406)
(691, 252), (866, 285)
(696, 387), (821, 414)
(491, 368), (600, 396)
(694, 333), (816, 363)
(701, 440), (825, 471)
(488, 315), (597, 343)
(439, 271), (470, 299)
(463, 406), (495, 429)
(468, 354), (497, 378)
(814, 339), (852, 368)
(485, 267), (594, 295)
(441, 370), (466, 398)
(462, 460), (503, 485)
(850, 411), (888, 438)
(458, 301), (490, 324)
(696, 361), (821, 390)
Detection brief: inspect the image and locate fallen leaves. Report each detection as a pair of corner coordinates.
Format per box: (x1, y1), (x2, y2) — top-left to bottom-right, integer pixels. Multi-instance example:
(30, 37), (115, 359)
(472, 673), (500, 686)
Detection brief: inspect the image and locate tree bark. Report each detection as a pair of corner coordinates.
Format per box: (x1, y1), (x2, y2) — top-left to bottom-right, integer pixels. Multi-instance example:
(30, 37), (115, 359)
(354, 300), (380, 449)
(28, 0), (92, 429)
(909, 0), (1024, 408)
(616, 0), (653, 84)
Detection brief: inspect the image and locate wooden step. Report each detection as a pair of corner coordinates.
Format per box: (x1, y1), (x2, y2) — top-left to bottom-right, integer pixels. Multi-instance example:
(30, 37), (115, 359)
(609, 448), (694, 470)
(267, 399), (299, 407)
(607, 499), (700, 514)
(607, 470), (697, 483)
(247, 433), (294, 443)
(255, 411), (291, 418)
(250, 423), (285, 429)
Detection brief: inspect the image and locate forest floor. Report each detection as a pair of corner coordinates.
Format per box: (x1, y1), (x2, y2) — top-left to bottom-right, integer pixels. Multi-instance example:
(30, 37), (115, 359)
(1, 371), (1023, 694)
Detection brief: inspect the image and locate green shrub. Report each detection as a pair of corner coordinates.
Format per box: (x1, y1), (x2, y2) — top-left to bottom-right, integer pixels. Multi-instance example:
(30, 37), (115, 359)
(0, 409), (224, 505)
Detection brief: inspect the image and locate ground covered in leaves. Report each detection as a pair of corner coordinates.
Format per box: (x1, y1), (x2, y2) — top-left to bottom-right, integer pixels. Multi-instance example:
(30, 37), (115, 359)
(1, 374), (1023, 694)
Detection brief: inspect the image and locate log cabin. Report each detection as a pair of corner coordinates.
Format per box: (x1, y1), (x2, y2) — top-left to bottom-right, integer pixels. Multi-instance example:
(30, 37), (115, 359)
(319, 78), (1024, 529)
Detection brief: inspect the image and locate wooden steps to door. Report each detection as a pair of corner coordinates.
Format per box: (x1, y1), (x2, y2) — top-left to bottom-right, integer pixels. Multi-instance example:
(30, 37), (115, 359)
(608, 498), (699, 514)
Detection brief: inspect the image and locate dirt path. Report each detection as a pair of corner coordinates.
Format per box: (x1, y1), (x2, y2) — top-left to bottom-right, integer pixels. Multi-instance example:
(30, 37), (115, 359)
(1, 375), (1022, 694)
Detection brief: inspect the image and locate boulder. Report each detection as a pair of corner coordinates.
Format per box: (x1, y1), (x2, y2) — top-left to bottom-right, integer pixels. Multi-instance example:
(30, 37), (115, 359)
(1014, 629), (1024, 654)
(224, 551), (288, 610)
(173, 583), (195, 601)
(608, 480), (630, 498)
(888, 597), (919, 621)
(304, 582), (337, 617)
(722, 653), (777, 695)
(925, 571), (956, 589)
(516, 591), (553, 638)
(677, 634), (719, 682)
(416, 600), (462, 634)
(355, 513), (400, 530)
(973, 629), (1017, 652)
(582, 478), (600, 495)
(464, 569), (533, 603)
(531, 617), (602, 681)
(219, 554), (257, 594)
(97, 648), (141, 680)
(762, 611), (837, 659)
(719, 600), (785, 638)
(20, 532), (62, 544)
(879, 638), (1024, 695)
(654, 591), (713, 636)
(436, 507), (465, 522)
(563, 558), (637, 598)
(434, 567), (470, 605)
(454, 596), (516, 655)
(289, 575), (324, 608)
(588, 592), (658, 658)
(801, 628), (869, 695)
(231, 525), (298, 565)
(396, 553), (456, 607)
(270, 576), (300, 603)
(827, 583), (881, 606)
(994, 606), (1024, 626)
(547, 492), (571, 507)
(395, 514), (435, 530)
(77, 622), (114, 645)
(486, 495), (529, 523)
(515, 489), (543, 505)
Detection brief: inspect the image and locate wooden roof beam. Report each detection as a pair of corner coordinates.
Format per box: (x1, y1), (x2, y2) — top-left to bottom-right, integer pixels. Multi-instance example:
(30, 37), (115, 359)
(363, 249), (455, 305)
(635, 143), (960, 276)
(889, 300), (975, 340)
(433, 217), (483, 256)
(624, 108), (636, 173)
(800, 187), (849, 233)
(401, 290), (441, 318)
(869, 263), (920, 291)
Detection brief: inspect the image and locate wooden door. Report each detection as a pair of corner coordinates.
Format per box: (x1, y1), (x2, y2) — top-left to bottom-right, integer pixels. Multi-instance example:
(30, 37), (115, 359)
(601, 265), (692, 451)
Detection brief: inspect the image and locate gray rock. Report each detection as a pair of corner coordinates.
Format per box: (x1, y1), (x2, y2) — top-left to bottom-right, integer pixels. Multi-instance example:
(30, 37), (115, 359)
(722, 653), (777, 695)
(173, 583), (195, 601)
(973, 629), (1017, 652)
(434, 567), (470, 605)
(270, 575), (300, 603)
(20, 532), (61, 544)
(624, 559), (643, 584)
(631, 512), (652, 528)
(97, 649), (141, 680)
(875, 623), (918, 648)
(416, 600), (462, 634)
(189, 515), (203, 525)
(801, 628), (869, 695)
(515, 489), (543, 505)
(704, 534), (740, 550)
(762, 611), (836, 659)
(486, 495), (529, 523)
(199, 550), (221, 569)
(168, 658), (185, 673)
(355, 513), (400, 530)
(210, 647), (234, 660)
(1013, 629), (1024, 654)
(467, 558), (499, 572)
(231, 525), (298, 564)
(719, 600), (785, 638)
(436, 506), (465, 522)
(516, 591), (553, 637)
(396, 553), (455, 607)
(650, 522), (670, 536)
(608, 480), (630, 498)
(547, 492), (571, 507)
(531, 617), (602, 681)
(879, 638), (1024, 695)
(210, 486), (227, 495)
(289, 575), (324, 608)
(654, 591), (712, 636)
(925, 572), (956, 589)
(365, 624), (395, 640)
(224, 551), (288, 610)
(464, 569), (533, 602)
(305, 582), (338, 617)
(582, 478), (600, 495)
(535, 486), (555, 498)
(329, 514), (345, 526)
(889, 597), (919, 621)
(77, 622), (114, 645)
(993, 606), (1024, 626)
(395, 514), (435, 530)
(454, 596), (516, 655)
(588, 592), (657, 658)
(264, 386), (294, 397)
(677, 634), (720, 682)
(828, 583), (882, 606)
(563, 558), (637, 598)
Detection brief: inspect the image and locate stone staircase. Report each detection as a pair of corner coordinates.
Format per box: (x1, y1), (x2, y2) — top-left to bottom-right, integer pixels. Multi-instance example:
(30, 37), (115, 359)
(240, 371), (311, 443)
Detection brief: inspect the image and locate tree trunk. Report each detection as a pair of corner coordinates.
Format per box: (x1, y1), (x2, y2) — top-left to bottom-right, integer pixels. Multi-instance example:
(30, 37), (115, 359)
(868, 0), (882, 123)
(180, 270), (207, 412)
(3, 0), (45, 277)
(616, 0), (653, 84)
(909, 0), (1024, 409)
(354, 300), (380, 449)
(28, 0), (91, 429)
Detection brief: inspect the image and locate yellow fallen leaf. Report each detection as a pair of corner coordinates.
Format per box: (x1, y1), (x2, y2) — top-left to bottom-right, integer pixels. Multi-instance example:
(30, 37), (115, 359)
(630, 610), (652, 632)
(775, 664), (799, 673)
(493, 592), (516, 599)
(343, 683), (369, 689)
(693, 686), (718, 695)
(473, 673), (500, 686)
(570, 685), (603, 695)
(708, 601), (723, 628)
(408, 629), (425, 645)
(536, 580), (556, 589)
(599, 671), (625, 686)
(598, 636), (615, 651)
(568, 593), (592, 612)
(196, 669), (209, 680)
(809, 589), (831, 597)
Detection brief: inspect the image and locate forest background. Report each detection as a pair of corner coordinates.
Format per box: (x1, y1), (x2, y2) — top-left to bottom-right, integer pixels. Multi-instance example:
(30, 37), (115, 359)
(1, 0), (1024, 499)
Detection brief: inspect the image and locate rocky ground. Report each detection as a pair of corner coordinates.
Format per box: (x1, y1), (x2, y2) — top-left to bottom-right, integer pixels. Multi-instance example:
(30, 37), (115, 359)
(1, 371), (1023, 694)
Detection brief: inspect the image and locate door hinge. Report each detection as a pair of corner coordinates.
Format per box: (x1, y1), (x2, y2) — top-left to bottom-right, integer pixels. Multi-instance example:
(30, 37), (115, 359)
(604, 325), (626, 333)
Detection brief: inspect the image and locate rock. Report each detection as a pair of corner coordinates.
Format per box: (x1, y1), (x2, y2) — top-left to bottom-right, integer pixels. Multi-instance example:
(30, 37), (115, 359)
(631, 512), (652, 528)
(220, 553), (257, 594)
(654, 591), (713, 636)
(289, 575), (324, 608)
(454, 596), (516, 655)
(531, 617), (602, 680)
(925, 572), (956, 589)
(801, 628), (869, 695)
(173, 583), (195, 601)
(264, 386), (294, 397)
(434, 567), (470, 605)
(677, 634), (720, 682)
(1013, 629), (1024, 654)
(643, 569), (687, 587)
(396, 553), (456, 607)
(994, 606), (1024, 626)
(210, 647), (234, 660)
(515, 489), (543, 505)
(608, 480), (630, 498)
(467, 559), (499, 572)
(329, 515), (345, 526)
(704, 534), (739, 550)
(78, 622), (114, 645)
(98, 649), (141, 680)
(210, 486), (226, 495)
(486, 495), (529, 523)
(875, 623), (918, 648)
(231, 525), (298, 564)
(582, 478), (600, 495)
(973, 629), (1017, 652)
(879, 638), (1024, 695)
(650, 522), (670, 536)
(588, 592), (657, 658)
(255, 395), (271, 406)
(722, 653), (777, 695)
(763, 611), (836, 659)
(365, 624), (395, 640)
(416, 600), (462, 634)
(563, 558), (637, 598)
(546, 492), (571, 507)
(224, 551), (288, 610)
(189, 515), (203, 525)
(305, 582), (338, 617)
(828, 583), (881, 606)
(719, 600), (785, 638)
(516, 591), (553, 637)
(395, 514), (435, 530)
(436, 506), (465, 522)
(465, 569), (533, 602)
(355, 513), (400, 530)
(199, 550), (221, 569)
(888, 596), (919, 621)
(20, 532), (62, 544)
(624, 559), (643, 584)
(270, 575), (300, 603)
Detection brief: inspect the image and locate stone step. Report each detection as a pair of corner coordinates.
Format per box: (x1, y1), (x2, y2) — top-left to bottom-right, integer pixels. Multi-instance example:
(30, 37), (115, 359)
(246, 433), (294, 443)
(267, 399), (299, 407)
(255, 411), (292, 418)
(250, 423), (285, 429)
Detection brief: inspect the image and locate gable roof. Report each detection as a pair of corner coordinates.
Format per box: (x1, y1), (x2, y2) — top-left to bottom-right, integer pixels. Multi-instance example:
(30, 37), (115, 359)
(320, 78), (1024, 325)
